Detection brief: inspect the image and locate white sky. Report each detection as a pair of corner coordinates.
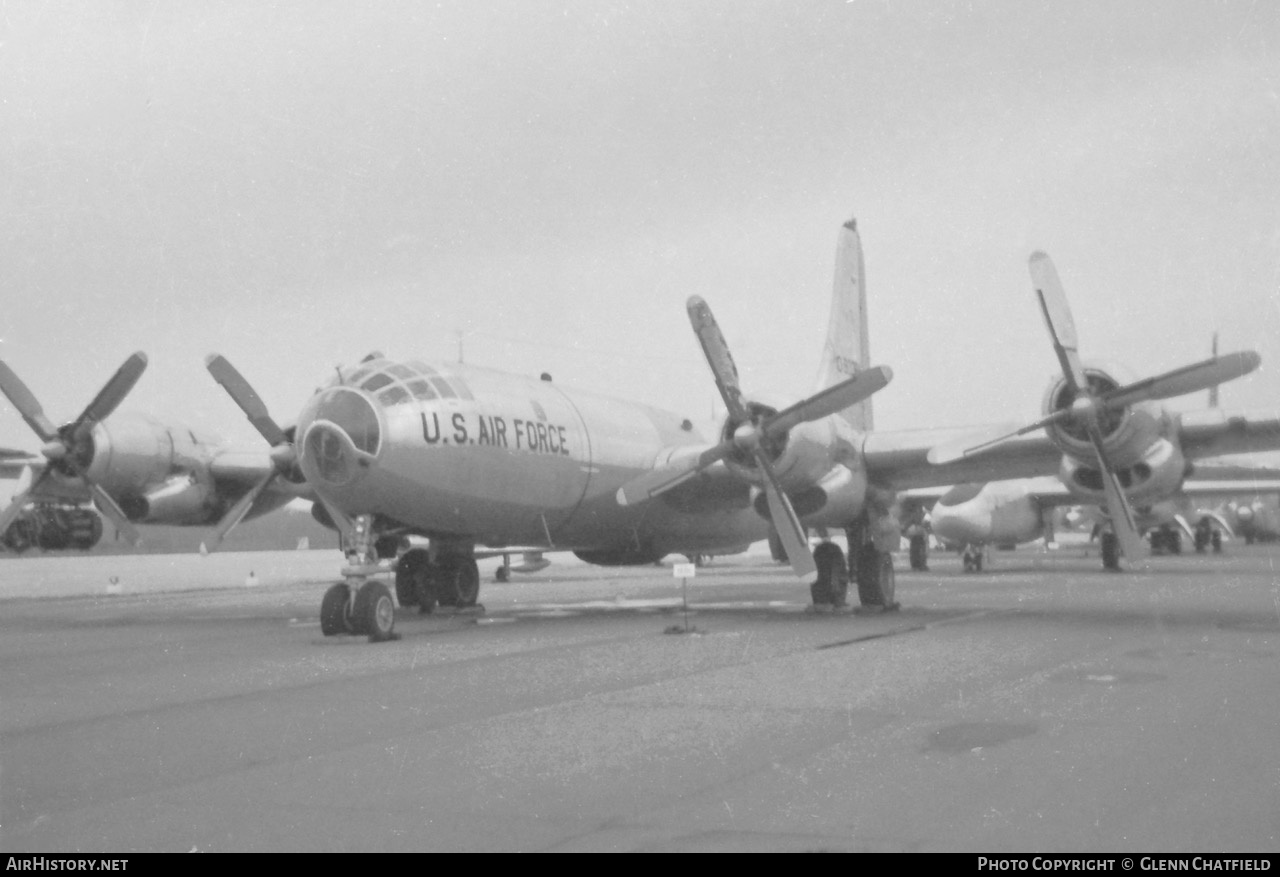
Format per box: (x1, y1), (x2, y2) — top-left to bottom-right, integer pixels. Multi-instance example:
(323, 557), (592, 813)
(2, 0), (1278, 453)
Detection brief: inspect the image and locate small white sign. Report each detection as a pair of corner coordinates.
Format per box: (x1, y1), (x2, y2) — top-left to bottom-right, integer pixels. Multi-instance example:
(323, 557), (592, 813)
(672, 563), (696, 579)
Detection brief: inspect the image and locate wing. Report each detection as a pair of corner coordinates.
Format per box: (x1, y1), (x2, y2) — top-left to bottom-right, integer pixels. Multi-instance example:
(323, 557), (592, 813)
(208, 446), (315, 523)
(1176, 408), (1280, 460)
(615, 441), (753, 513)
(864, 427), (1062, 490)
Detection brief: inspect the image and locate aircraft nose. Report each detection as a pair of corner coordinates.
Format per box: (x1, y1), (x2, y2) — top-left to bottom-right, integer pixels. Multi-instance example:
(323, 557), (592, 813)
(299, 388), (381, 485)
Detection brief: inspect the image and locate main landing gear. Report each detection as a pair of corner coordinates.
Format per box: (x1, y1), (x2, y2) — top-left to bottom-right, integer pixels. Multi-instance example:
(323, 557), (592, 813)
(394, 547), (481, 614)
(1099, 530), (1122, 572)
(809, 518), (899, 613)
(1149, 524), (1182, 556)
(961, 543), (985, 573)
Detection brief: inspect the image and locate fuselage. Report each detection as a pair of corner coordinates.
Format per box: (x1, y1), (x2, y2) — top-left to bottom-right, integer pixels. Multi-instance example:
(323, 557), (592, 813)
(292, 358), (773, 555)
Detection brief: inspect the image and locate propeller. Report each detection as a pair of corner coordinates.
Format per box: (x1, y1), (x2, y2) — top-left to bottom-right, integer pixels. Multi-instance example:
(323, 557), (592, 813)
(0, 354), (148, 545)
(926, 349), (1261, 467)
(931, 252), (1261, 563)
(616, 296), (893, 578)
(204, 354), (352, 548)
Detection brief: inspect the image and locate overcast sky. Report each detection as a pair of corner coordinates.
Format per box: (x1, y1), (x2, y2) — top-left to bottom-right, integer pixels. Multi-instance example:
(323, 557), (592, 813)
(2, 1), (1278, 456)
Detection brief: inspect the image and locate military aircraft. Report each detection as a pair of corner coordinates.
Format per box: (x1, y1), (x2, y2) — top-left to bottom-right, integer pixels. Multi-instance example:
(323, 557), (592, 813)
(192, 219), (1280, 642)
(1228, 495), (1280, 543)
(0, 355), (310, 552)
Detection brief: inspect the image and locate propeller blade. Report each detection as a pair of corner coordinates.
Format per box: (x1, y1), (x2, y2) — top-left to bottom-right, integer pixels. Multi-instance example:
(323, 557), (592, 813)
(1102, 351), (1260, 410)
(615, 439), (736, 506)
(926, 418), (1056, 465)
(0, 361), (57, 441)
(1081, 420), (1143, 563)
(207, 470), (277, 551)
(753, 450), (816, 578)
(205, 354), (290, 448)
(1029, 251), (1089, 394)
(763, 366), (893, 437)
(686, 296), (750, 422)
(70, 352), (148, 442)
(86, 480), (142, 546)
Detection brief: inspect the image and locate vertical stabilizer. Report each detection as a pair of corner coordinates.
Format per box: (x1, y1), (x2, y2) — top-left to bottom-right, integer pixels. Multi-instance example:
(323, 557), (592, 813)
(814, 217), (873, 431)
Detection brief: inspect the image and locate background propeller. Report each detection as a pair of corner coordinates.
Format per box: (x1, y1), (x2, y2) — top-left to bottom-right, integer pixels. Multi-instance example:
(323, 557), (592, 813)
(930, 252), (1261, 563)
(204, 354), (352, 548)
(617, 296), (893, 578)
(0, 354), (148, 545)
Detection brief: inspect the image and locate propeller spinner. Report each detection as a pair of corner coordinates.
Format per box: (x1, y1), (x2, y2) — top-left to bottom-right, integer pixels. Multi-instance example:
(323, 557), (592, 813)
(0, 354), (148, 545)
(616, 296), (893, 578)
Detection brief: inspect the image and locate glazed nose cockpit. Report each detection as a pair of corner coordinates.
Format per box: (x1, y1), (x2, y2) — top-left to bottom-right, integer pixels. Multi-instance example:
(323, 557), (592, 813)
(301, 388), (381, 485)
(297, 359), (475, 487)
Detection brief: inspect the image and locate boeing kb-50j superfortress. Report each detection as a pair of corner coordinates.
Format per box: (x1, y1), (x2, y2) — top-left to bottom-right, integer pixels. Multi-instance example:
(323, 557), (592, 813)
(3, 219), (1279, 641)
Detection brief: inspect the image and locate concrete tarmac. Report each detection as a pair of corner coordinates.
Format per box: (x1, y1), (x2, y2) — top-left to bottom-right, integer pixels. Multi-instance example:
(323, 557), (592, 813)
(2, 543), (1278, 852)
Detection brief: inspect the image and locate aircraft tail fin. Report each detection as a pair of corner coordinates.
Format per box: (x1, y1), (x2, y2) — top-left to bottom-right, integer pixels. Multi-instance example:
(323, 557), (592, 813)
(814, 217), (873, 431)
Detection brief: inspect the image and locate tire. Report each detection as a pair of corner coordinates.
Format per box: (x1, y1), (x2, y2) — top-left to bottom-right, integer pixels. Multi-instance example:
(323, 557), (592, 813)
(395, 548), (431, 607)
(415, 566), (438, 615)
(810, 542), (844, 605)
(435, 557), (481, 607)
(320, 583), (356, 636)
(455, 558), (480, 607)
(4, 518), (33, 554)
(909, 534), (928, 571)
(1100, 531), (1121, 571)
(354, 581), (396, 642)
(495, 564), (510, 583)
(828, 547), (849, 607)
(856, 543), (896, 609)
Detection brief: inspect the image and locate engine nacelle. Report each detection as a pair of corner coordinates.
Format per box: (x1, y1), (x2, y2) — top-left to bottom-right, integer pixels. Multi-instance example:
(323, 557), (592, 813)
(930, 482), (1044, 547)
(721, 399), (860, 499)
(80, 413), (216, 496)
(750, 461), (868, 529)
(118, 476), (216, 524)
(1057, 437), (1186, 507)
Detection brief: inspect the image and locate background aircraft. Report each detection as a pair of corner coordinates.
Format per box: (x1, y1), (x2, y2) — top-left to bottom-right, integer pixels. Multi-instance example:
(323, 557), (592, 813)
(192, 219), (1280, 642)
(916, 462), (1280, 568)
(0, 356), (311, 553)
(1227, 495), (1280, 544)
